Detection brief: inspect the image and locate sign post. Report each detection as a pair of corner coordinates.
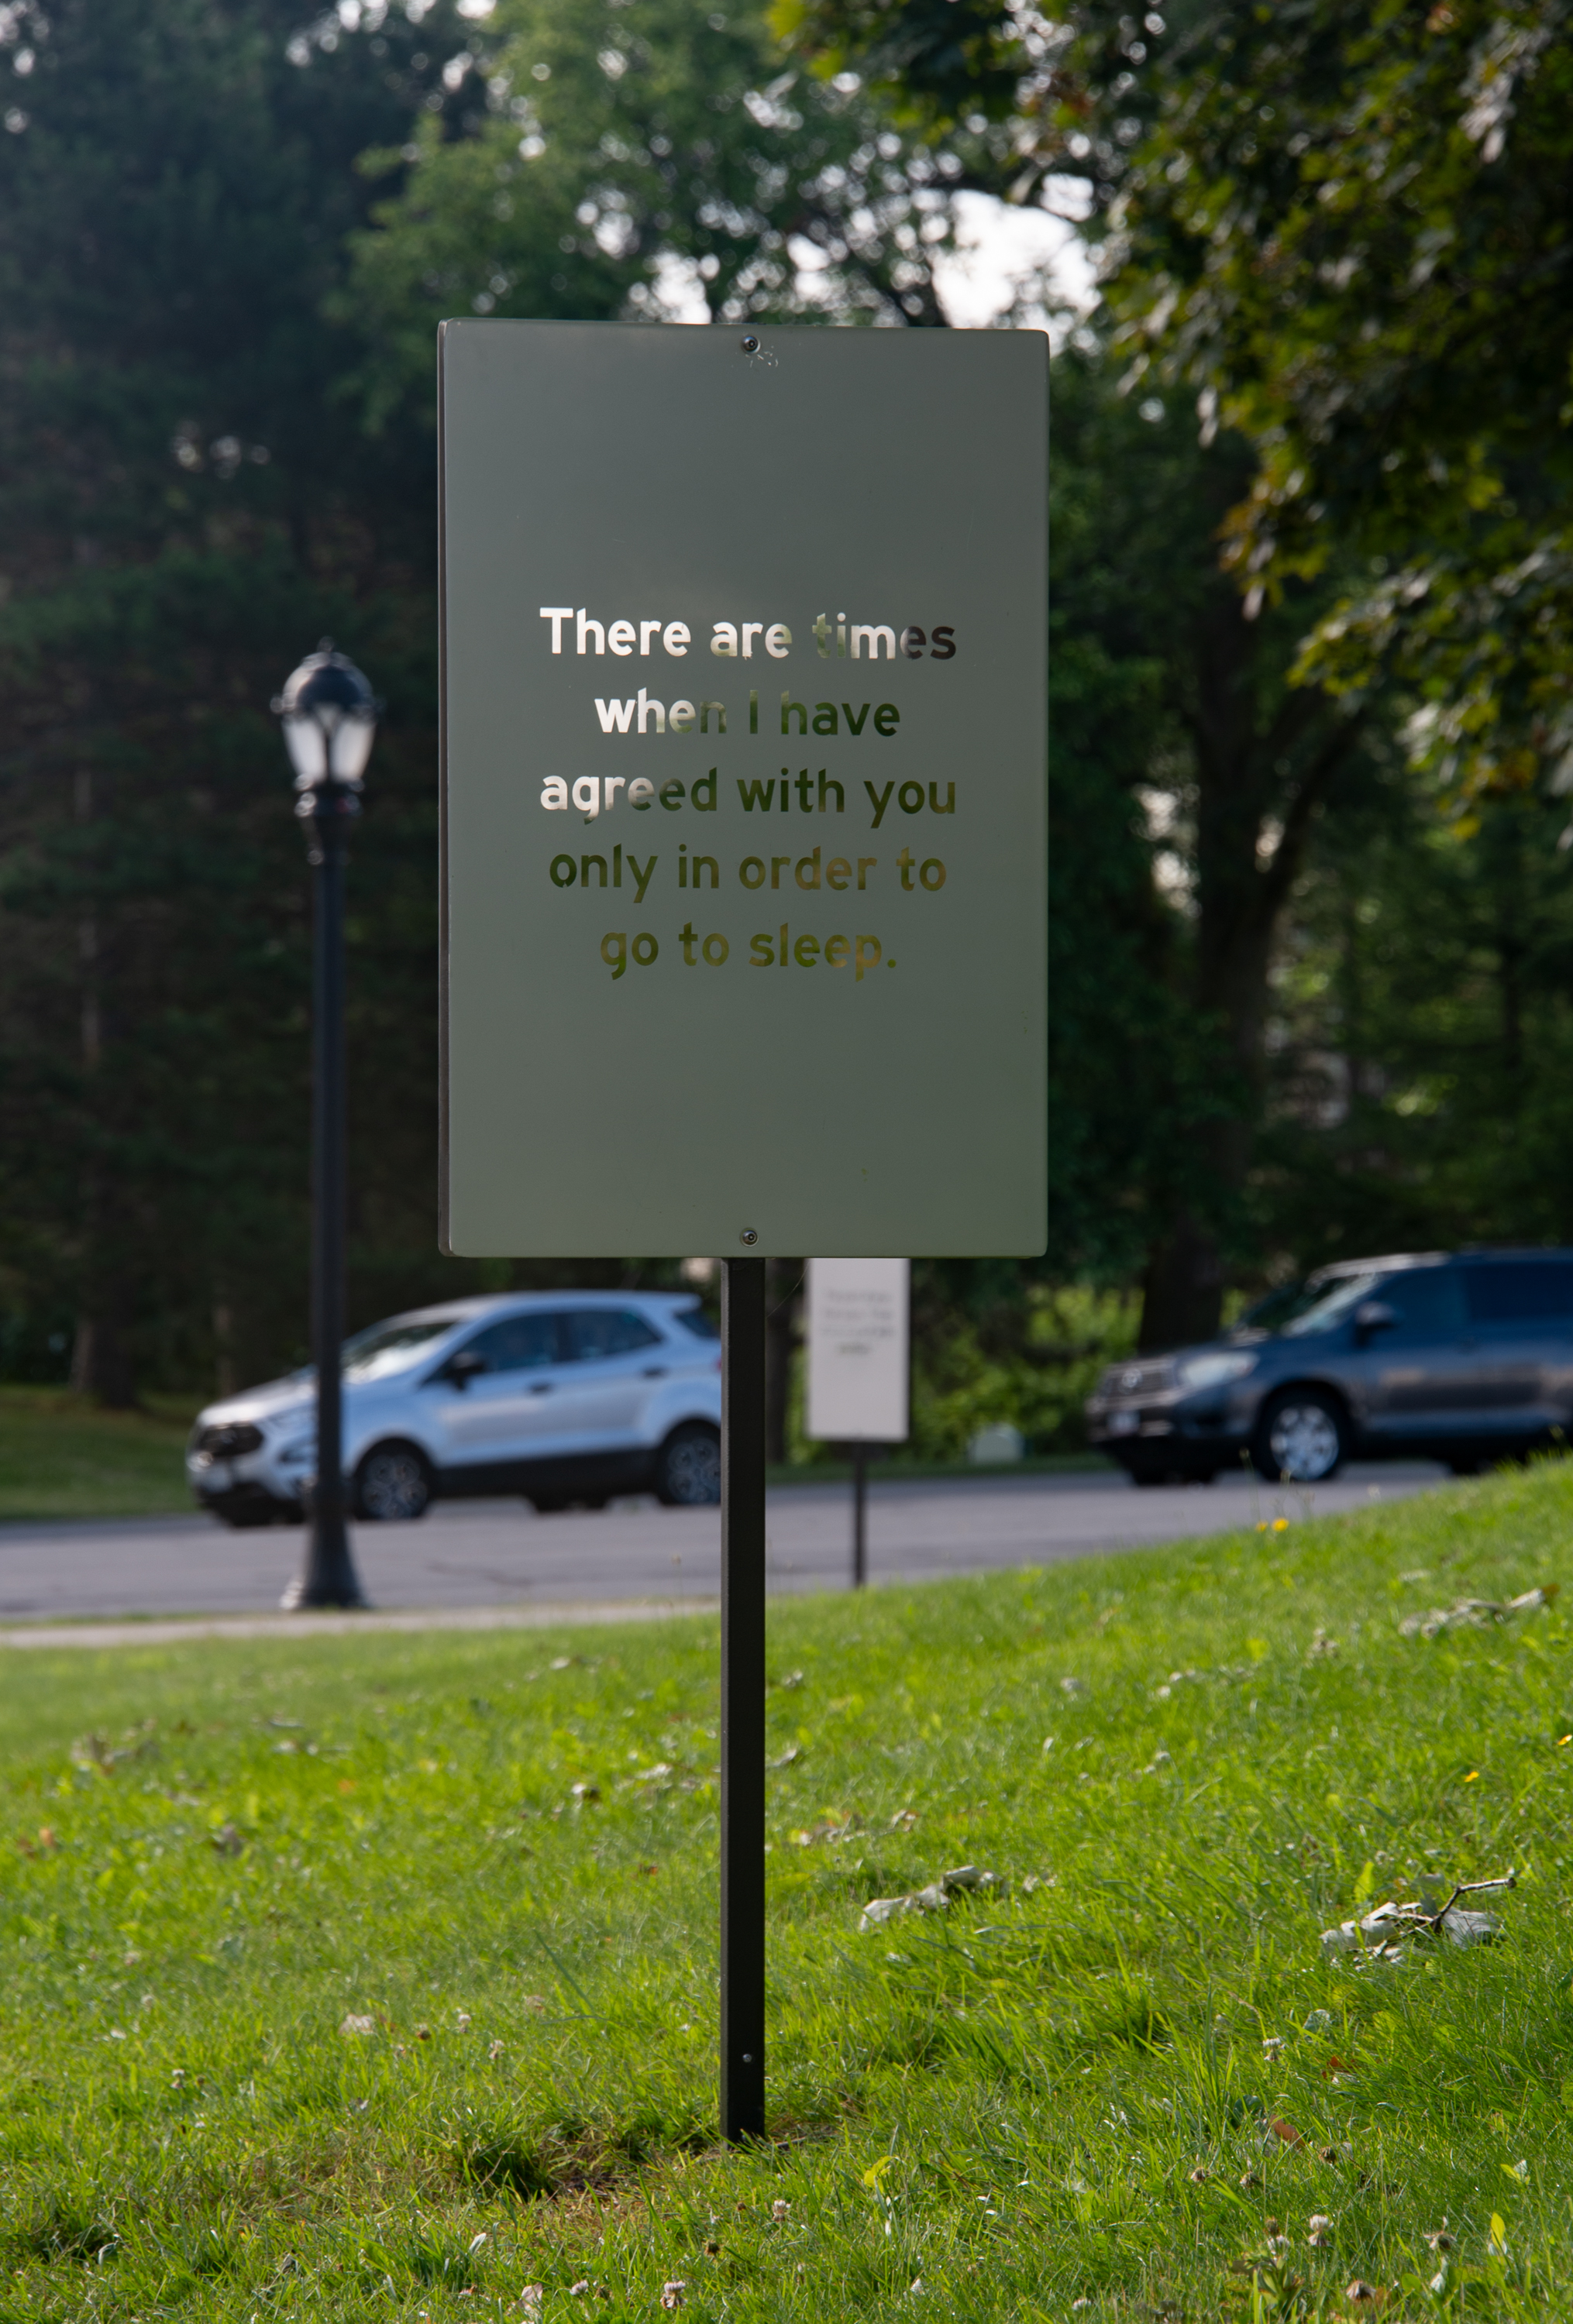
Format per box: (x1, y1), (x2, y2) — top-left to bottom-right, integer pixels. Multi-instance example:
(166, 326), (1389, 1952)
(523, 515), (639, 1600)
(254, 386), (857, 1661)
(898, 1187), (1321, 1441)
(806, 1257), (910, 1587)
(720, 1256), (766, 2139)
(438, 319), (1047, 2142)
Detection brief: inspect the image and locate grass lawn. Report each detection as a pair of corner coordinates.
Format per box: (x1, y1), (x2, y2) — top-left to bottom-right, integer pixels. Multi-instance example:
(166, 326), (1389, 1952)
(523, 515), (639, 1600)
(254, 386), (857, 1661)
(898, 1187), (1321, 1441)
(4, 1465), (1573, 2319)
(0, 1389), (197, 1522)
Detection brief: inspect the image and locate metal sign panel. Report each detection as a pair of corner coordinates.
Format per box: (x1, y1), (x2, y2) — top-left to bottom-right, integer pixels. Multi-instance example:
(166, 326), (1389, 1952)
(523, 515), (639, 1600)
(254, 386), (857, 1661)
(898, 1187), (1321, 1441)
(439, 320), (1047, 1257)
(805, 1257), (910, 1443)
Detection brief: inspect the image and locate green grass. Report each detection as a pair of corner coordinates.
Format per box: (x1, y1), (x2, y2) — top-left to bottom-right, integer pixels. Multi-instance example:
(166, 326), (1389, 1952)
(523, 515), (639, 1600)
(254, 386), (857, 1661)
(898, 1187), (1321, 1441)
(0, 1388), (198, 1521)
(4, 1464), (1573, 2319)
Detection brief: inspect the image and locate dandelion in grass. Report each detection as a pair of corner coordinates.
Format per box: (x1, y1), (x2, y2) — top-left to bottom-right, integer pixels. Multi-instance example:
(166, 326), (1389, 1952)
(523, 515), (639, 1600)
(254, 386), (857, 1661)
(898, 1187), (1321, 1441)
(1307, 2214), (1333, 2247)
(772, 2199), (791, 2220)
(660, 2281), (687, 2309)
(488, 2040), (505, 2059)
(456, 2010), (472, 2030)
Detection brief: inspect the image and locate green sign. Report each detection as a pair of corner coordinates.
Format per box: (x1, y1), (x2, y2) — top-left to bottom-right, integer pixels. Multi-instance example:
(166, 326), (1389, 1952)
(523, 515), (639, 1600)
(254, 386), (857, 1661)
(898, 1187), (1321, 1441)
(439, 321), (1047, 1258)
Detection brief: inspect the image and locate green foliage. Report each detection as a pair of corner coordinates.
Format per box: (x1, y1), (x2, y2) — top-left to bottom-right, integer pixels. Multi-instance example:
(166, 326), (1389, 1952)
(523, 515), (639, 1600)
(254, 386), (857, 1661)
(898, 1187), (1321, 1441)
(781, 0), (1573, 806)
(1084, 0), (1573, 806)
(1256, 782), (1573, 1263)
(908, 1282), (1138, 1456)
(5, 1465), (1573, 2313)
(347, 0), (966, 414)
(0, 0), (484, 1397)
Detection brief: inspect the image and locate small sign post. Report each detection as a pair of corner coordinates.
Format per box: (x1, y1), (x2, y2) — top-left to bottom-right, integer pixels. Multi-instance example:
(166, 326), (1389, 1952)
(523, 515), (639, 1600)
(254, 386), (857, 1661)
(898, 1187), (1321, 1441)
(438, 319), (1047, 2144)
(806, 1257), (910, 1587)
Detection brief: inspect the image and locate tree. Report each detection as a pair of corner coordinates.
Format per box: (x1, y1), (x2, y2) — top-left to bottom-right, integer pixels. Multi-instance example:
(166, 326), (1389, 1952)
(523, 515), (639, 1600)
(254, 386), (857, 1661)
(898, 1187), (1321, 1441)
(1080, 0), (1573, 814)
(778, 0), (1573, 806)
(345, 0), (970, 387)
(1044, 352), (1383, 1346)
(0, 0), (503, 1401)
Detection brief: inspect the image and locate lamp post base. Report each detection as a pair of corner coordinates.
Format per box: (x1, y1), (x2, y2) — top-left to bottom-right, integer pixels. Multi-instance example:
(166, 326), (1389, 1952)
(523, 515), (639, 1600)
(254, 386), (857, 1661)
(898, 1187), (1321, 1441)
(281, 1513), (370, 1611)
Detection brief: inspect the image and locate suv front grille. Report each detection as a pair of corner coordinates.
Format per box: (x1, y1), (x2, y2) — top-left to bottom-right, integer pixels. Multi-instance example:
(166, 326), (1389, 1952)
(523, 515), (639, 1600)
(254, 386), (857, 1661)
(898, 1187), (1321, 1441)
(194, 1423), (264, 1456)
(1101, 1361), (1173, 1399)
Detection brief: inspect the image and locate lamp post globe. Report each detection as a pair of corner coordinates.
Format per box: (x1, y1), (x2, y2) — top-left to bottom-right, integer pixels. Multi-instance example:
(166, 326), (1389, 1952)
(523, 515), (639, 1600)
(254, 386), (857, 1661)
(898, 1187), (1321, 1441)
(277, 643), (378, 794)
(275, 641), (376, 1611)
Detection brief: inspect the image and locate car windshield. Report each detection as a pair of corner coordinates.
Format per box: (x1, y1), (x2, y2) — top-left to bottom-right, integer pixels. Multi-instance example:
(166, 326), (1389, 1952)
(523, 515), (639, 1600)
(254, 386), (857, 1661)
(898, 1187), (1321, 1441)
(673, 1305), (719, 1340)
(341, 1318), (460, 1381)
(1241, 1274), (1382, 1339)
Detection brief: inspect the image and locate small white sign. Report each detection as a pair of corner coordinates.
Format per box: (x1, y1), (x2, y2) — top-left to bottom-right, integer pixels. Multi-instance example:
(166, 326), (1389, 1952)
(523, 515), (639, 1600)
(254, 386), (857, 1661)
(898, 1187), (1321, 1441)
(806, 1258), (910, 1443)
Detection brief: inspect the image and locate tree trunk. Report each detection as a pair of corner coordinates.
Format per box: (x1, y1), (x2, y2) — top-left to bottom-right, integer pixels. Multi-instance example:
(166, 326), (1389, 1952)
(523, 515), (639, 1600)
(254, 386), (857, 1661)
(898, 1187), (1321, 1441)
(1137, 590), (1359, 1353)
(67, 768), (139, 1408)
(69, 1309), (136, 1407)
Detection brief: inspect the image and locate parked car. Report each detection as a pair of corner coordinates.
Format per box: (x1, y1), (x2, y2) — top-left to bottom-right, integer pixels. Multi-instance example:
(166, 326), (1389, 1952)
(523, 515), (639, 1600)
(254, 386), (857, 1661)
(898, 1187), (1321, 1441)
(186, 1291), (721, 1527)
(1086, 1248), (1573, 1485)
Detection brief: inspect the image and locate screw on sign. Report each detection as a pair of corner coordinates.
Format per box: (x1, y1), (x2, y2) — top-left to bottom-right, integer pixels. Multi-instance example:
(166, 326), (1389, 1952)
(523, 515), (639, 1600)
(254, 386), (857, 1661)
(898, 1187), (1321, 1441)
(439, 320), (1048, 2137)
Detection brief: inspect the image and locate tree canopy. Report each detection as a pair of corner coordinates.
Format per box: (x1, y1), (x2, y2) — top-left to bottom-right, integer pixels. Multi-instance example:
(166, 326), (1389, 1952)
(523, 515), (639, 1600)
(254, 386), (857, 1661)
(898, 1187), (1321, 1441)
(780, 0), (1573, 810)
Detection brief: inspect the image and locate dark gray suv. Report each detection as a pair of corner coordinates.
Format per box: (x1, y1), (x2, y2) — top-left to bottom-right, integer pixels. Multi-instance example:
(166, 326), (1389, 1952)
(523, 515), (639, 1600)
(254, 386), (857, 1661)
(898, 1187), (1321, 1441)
(1086, 1249), (1573, 1485)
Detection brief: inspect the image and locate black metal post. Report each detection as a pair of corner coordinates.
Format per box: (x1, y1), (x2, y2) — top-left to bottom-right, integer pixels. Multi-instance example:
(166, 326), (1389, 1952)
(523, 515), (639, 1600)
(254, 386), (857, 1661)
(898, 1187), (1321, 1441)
(852, 1443), (868, 1590)
(720, 1254), (766, 2141)
(283, 786), (368, 1611)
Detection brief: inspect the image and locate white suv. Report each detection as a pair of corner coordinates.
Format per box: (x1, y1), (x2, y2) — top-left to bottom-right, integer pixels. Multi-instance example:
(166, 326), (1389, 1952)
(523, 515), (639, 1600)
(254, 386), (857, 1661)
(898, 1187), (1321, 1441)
(185, 1291), (722, 1528)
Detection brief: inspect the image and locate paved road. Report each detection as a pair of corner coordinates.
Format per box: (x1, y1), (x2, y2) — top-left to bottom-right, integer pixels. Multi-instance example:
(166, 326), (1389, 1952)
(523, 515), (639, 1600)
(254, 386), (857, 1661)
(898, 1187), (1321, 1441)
(0, 1462), (1447, 1629)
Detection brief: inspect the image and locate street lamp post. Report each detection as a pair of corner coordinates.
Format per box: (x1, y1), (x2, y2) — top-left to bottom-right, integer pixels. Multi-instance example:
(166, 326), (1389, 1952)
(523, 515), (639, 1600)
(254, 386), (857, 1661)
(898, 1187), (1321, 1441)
(274, 642), (377, 1611)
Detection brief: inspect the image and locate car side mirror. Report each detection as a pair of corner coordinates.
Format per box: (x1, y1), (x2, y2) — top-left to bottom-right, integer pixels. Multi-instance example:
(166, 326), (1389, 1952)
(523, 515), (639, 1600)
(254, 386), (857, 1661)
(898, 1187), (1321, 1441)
(1353, 1300), (1397, 1348)
(440, 1347), (488, 1390)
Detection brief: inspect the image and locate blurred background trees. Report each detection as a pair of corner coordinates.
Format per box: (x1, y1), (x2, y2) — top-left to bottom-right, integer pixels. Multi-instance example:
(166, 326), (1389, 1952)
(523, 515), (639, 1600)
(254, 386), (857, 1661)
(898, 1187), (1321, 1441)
(2, 0), (1571, 1454)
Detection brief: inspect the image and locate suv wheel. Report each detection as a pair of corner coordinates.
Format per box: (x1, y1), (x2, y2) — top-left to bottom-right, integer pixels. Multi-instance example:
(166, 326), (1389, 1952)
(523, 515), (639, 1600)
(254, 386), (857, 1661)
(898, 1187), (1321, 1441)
(656, 1423), (721, 1507)
(353, 1442), (432, 1521)
(1251, 1390), (1348, 1483)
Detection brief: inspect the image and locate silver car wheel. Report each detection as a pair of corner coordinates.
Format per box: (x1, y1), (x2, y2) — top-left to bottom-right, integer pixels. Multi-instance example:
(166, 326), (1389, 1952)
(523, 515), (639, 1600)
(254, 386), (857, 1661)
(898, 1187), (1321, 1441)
(356, 1445), (431, 1521)
(659, 1426), (721, 1506)
(1267, 1401), (1342, 1482)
